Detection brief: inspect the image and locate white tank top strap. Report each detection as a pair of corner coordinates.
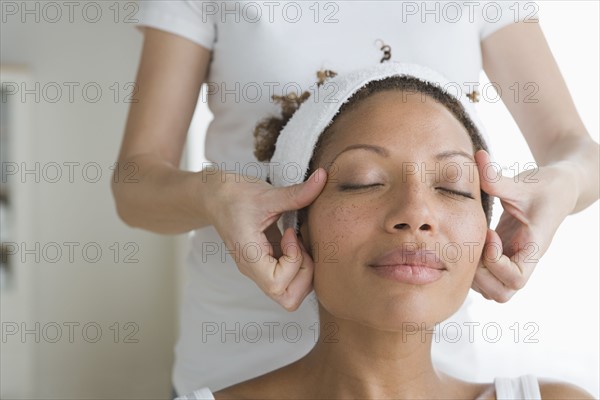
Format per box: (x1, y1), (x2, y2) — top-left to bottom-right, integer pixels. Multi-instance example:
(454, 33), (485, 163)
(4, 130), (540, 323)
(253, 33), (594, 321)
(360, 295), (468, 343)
(175, 387), (215, 400)
(494, 374), (541, 399)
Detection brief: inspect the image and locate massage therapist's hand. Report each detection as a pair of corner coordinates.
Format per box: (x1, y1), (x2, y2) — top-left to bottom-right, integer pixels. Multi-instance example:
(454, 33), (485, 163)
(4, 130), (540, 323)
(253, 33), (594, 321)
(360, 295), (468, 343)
(202, 167), (327, 311)
(472, 150), (579, 302)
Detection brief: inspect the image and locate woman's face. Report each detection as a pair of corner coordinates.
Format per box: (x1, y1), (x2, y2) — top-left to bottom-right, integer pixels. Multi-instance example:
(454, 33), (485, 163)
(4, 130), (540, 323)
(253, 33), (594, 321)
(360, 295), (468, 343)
(300, 90), (488, 330)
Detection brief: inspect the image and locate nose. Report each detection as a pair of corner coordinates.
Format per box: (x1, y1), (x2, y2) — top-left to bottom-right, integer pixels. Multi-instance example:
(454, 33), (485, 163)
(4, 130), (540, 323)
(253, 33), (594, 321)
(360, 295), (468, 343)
(384, 182), (437, 235)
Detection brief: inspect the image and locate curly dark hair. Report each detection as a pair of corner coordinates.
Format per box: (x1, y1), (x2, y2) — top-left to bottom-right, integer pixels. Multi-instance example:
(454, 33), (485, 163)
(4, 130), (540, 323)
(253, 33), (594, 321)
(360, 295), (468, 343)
(253, 70), (493, 226)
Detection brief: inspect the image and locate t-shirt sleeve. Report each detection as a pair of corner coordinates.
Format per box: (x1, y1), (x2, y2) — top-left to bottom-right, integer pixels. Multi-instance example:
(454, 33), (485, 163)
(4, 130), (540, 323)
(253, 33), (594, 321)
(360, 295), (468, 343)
(134, 0), (216, 50)
(479, 1), (540, 41)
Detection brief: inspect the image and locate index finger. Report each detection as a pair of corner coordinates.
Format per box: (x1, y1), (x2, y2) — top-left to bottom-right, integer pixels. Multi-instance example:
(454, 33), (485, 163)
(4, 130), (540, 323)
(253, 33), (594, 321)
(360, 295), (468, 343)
(482, 229), (537, 291)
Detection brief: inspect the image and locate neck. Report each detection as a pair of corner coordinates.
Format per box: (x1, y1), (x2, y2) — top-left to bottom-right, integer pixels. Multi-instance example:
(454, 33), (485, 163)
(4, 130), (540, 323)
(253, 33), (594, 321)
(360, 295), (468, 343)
(295, 305), (450, 399)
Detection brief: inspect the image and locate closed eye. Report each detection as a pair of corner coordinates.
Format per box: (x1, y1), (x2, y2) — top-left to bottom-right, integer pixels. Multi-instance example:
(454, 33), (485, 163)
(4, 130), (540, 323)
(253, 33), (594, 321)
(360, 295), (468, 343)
(339, 183), (384, 191)
(437, 187), (475, 199)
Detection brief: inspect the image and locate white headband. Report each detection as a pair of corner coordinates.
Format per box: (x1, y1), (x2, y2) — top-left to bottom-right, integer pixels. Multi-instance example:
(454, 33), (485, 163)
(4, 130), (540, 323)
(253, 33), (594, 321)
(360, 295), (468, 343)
(269, 62), (488, 234)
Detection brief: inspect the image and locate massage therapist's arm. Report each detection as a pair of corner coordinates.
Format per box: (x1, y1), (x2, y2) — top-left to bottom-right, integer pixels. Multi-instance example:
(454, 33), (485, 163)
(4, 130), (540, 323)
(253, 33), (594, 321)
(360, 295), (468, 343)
(482, 22), (598, 211)
(111, 27), (212, 233)
(111, 28), (325, 310)
(473, 21), (599, 302)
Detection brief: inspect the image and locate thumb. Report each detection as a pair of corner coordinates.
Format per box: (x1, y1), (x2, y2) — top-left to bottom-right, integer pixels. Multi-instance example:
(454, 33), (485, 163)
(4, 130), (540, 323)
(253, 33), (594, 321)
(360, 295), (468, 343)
(269, 168), (327, 214)
(475, 150), (519, 200)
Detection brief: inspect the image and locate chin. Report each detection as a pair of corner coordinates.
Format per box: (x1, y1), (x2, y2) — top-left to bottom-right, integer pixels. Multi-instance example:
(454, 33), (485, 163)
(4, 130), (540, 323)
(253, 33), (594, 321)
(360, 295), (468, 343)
(320, 290), (461, 333)
(381, 297), (457, 331)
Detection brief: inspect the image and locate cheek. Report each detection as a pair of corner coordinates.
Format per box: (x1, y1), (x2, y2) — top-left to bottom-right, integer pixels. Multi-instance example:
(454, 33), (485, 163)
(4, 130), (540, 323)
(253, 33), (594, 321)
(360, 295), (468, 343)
(436, 208), (487, 313)
(446, 208), (487, 276)
(308, 196), (375, 251)
(307, 199), (374, 298)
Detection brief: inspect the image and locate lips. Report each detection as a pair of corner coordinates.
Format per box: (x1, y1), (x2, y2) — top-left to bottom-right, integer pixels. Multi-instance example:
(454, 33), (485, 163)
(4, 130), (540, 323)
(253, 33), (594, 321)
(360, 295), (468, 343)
(368, 248), (447, 285)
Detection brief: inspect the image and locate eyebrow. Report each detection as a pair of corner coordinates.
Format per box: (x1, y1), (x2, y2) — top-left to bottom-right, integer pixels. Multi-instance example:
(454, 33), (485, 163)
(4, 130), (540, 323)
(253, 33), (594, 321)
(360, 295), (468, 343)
(329, 144), (389, 165)
(328, 145), (475, 165)
(435, 150), (475, 163)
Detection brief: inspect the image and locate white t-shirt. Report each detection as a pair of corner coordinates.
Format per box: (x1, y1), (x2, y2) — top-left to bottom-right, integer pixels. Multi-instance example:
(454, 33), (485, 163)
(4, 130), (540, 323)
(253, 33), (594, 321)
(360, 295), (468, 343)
(135, 1), (536, 395)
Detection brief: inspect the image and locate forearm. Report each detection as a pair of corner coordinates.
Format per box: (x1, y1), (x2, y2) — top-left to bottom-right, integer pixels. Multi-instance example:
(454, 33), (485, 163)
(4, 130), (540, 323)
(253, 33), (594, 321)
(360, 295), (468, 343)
(111, 153), (214, 234)
(539, 133), (600, 214)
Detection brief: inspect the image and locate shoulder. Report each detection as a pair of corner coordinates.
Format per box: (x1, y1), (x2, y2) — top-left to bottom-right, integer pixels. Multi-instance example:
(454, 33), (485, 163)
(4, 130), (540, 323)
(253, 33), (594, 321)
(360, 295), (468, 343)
(212, 366), (298, 400)
(213, 385), (255, 400)
(538, 378), (595, 399)
(471, 377), (595, 400)
(212, 389), (242, 400)
(212, 380), (280, 400)
(212, 381), (263, 400)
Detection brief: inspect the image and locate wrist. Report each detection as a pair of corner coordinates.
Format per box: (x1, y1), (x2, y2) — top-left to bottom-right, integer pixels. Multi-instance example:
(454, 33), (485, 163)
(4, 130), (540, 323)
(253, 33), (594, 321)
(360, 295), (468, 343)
(196, 165), (222, 227)
(547, 160), (580, 215)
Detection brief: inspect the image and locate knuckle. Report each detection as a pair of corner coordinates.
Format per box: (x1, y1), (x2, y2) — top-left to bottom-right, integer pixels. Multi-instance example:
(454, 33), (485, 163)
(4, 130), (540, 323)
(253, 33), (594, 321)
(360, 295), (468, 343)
(282, 299), (300, 312)
(284, 184), (303, 208)
(266, 281), (286, 298)
(506, 275), (526, 290)
(513, 277), (526, 290)
(495, 290), (514, 303)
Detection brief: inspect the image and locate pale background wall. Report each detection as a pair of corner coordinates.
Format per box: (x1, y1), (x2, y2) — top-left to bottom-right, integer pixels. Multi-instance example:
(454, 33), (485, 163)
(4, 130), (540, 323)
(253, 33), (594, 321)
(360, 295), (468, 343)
(1, 1), (598, 399)
(1, 2), (177, 399)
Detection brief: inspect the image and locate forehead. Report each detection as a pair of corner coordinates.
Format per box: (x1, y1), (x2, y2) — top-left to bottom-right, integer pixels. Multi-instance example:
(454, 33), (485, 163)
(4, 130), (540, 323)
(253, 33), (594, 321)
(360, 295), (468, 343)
(323, 90), (473, 161)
